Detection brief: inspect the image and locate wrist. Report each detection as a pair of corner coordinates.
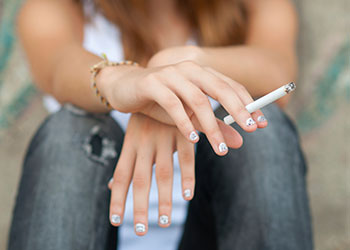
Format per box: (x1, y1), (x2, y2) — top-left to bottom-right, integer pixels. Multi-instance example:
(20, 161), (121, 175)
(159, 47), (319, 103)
(96, 65), (143, 104)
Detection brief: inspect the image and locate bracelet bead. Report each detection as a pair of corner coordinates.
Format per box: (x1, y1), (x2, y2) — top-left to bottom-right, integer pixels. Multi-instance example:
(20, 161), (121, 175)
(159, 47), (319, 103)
(90, 54), (139, 109)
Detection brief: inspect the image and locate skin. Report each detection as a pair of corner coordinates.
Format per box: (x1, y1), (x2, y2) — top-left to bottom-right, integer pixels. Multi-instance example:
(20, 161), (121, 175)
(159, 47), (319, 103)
(17, 0), (298, 236)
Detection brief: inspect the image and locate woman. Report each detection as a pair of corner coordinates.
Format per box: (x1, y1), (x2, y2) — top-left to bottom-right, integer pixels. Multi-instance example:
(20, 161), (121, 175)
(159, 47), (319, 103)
(9, 0), (313, 249)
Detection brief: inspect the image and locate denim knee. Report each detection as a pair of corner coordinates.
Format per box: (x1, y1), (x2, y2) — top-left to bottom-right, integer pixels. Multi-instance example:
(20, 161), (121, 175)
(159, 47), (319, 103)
(26, 104), (124, 165)
(9, 104), (124, 250)
(209, 104), (306, 192)
(198, 104), (312, 250)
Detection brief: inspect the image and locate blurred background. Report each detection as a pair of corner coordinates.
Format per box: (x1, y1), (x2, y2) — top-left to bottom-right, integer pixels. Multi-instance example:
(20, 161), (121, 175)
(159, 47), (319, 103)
(0, 0), (349, 249)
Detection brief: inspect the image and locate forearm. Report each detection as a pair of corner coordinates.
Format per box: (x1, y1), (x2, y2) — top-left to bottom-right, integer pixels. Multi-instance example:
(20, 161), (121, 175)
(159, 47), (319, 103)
(49, 45), (106, 112)
(17, 0), (139, 113)
(36, 44), (137, 113)
(51, 45), (138, 112)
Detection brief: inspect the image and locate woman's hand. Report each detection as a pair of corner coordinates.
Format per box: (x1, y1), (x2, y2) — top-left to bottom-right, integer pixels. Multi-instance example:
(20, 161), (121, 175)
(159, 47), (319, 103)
(98, 55), (267, 155)
(107, 113), (242, 235)
(108, 113), (193, 236)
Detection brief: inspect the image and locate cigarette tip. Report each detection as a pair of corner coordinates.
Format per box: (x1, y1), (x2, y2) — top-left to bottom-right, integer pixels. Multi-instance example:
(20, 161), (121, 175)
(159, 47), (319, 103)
(285, 82), (296, 93)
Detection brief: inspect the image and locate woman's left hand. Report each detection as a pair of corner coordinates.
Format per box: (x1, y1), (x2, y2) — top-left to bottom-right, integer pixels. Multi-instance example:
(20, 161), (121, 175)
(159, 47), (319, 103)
(107, 113), (241, 236)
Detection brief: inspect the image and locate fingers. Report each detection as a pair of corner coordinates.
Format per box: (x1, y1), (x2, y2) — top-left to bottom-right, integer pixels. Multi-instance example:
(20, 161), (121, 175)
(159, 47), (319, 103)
(109, 142), (136, 227)
(142, 77), (200, 144)
(191, 116), (243, 149)
(141, 62), (268, 156)
(178, 64), (257, 132)
(155, 138), (174, 228)
(176, 133), (195, 201)
(132, 145), (155, 236)
(205, 67), (268, 128)
(216, 119), (243, 148)
(157, 69), (228, 156)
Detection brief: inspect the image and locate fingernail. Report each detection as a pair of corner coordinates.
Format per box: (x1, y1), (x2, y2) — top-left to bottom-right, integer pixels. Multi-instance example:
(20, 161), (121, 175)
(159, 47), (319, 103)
(184, 189), (191, 198)
(111, 214), (121, 224)
(246, 118), (256, 126)
(218, 142), (228, 153)
(257, 115), (266, 122)
(135, 223), (146, 233)
(159, 215), (169, 225)
(189, 131), (199, 141)
(108, 178), (113, 185)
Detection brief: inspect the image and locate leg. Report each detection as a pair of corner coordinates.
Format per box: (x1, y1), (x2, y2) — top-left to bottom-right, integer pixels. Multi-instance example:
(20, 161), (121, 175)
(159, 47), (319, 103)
(179, 104), (313, 250)
(8, 104), (124, 250)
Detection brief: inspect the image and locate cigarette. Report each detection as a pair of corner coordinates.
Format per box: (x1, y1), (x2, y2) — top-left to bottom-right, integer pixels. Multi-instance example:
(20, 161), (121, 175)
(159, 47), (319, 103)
(223, 82), (296, 125)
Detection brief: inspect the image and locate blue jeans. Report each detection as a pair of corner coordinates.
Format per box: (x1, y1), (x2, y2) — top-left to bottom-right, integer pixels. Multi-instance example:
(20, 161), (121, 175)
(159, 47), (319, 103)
(8, 104), (313, 250)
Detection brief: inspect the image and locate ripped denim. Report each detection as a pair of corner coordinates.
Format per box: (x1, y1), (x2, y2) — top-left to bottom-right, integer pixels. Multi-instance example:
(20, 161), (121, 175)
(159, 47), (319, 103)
(8, 104), (313, 250)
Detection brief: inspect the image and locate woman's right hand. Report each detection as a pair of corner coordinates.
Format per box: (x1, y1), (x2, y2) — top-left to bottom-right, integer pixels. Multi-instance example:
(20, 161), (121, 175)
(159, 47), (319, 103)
(98, 61), (267, 155)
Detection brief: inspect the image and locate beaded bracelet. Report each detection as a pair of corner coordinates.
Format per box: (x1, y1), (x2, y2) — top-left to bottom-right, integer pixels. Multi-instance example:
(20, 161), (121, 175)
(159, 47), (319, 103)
(90, 53), (139, 109)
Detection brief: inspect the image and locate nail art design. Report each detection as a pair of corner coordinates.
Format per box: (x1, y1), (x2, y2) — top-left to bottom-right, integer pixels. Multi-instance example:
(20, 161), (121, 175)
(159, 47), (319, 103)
(184, 189), (191, 198)
(246, 118), (256, 126)
(135, 223), (146, 233)
(111, 214), (121, 224)
(159, 215), (169, 225)
(218, 142), (228, 153)
(189, 131), (199, 141)
(257, 116), (266, 122)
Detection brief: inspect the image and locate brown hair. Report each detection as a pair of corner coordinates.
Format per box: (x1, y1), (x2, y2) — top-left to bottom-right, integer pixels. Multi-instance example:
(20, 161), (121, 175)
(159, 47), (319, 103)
(80, 0), (248, 63)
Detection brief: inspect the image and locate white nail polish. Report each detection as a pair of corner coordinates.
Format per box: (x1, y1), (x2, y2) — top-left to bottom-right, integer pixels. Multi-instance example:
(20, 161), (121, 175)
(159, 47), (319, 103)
(189, 131), (199, 141)
(159, 215), (169, 225)
(111, 214), (121, 224)
(184, 189), (191, 198)
(108, 178), (113, 185)
(257, 116), (266, 122)
(135, 223), (146, 233)
(246, 118), (256, 126)
(218, 142), (228, 153)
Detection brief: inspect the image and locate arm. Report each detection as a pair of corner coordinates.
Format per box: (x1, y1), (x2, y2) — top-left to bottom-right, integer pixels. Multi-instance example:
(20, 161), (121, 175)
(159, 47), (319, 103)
(18, 0), (267, 155)
(17, 0), (138, 112)
(148, 0), (298, 106)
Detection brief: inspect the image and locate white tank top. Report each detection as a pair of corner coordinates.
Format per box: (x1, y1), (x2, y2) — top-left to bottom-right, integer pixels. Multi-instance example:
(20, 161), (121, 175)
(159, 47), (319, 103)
(43, 4), (219, 250)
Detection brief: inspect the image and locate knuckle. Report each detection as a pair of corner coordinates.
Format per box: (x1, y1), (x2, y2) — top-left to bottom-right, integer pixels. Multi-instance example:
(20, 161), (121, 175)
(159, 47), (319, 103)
(180, 151), (194, 163)
(134, 208), (147, 216)
(143, 74), (160, 88)
(218, 81), (231, 91)
(114, 176), (128, 186)
(236, 84), (248, 95)
(203, 66), (212, 71)
(177, 60), (199, 70)
(164, 96), (180, 110)
(206, 127), (222, 139)
(177, 118), (190, 131)
(133, 175), (148, 189)
(110, 200), (124, 210)
(113, 171), (129, 186)
(179, 60), (194, 67)
(182, 176), (195, 185)
(159, 201), (172, 211)
(161, 65), (176, 74)
(156, 166), (172, 181)
(214, 83), (231, 100)
(236, 105), (248, 114)
(139, 119), (154, 135)
(192, 94), (209, 107)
